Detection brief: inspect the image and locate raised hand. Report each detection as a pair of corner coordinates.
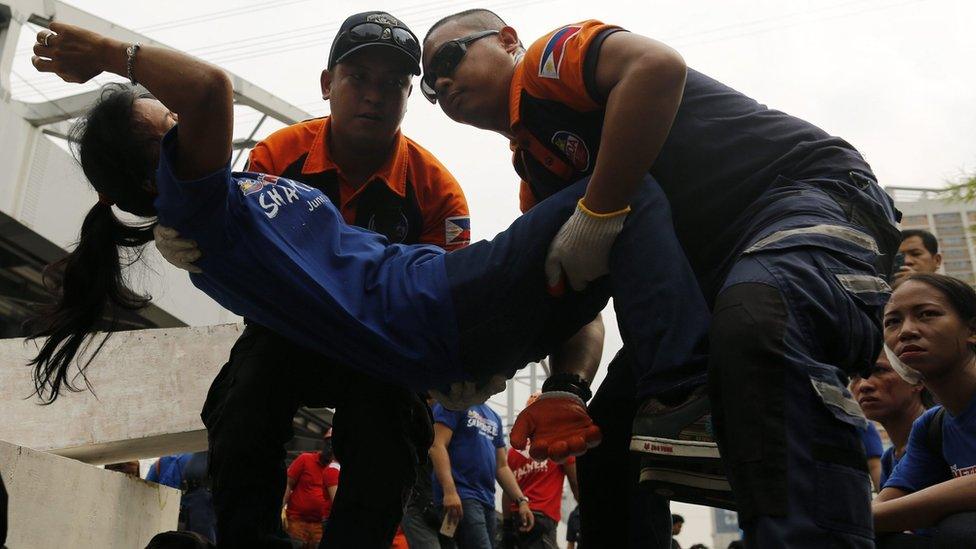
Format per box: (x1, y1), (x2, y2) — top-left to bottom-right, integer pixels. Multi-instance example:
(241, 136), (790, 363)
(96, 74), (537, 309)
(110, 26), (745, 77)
(31, 22), (122, 84)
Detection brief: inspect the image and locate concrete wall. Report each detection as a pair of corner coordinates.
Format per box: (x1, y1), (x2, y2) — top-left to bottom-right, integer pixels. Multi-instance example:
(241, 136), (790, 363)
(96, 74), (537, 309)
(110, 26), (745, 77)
(0, 440), (180, 548)
(0, 323), (242, 464)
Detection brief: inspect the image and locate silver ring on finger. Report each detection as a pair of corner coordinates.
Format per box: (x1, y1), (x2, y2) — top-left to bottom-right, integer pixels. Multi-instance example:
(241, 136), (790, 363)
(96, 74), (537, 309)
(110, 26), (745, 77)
(41, 33), (50, 47)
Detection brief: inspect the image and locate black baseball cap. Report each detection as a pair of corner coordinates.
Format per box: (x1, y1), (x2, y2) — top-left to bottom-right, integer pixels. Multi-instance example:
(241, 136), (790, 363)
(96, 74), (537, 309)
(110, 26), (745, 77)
(328, 12), (422, 75)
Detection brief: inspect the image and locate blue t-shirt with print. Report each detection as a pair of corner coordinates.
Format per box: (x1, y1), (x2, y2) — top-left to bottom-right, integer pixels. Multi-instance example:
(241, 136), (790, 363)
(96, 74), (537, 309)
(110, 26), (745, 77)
(153, 128), (462, 391)
(432, 403), (506, 506)
(884, 395), (976, 493)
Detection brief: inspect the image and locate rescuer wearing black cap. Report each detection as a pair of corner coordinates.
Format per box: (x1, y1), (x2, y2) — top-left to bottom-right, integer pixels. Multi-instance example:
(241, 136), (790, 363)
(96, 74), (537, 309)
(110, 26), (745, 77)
(153, 11), (470, 548)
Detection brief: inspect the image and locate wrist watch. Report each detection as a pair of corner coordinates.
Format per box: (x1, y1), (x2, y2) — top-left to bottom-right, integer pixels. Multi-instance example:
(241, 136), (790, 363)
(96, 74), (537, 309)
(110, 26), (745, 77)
(516, 496), (529, 506)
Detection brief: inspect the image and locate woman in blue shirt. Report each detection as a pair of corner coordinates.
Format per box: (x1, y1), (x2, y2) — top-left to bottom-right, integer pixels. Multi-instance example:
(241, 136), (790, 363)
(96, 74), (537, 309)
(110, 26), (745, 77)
(24, 19), (700, 478)
(875, 273), (976, 546)
(851, 354), (931, 490)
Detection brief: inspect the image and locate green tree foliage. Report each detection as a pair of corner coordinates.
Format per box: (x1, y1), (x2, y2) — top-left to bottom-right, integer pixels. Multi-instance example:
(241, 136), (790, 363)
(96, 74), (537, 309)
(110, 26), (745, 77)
(942, 172), (976, 203)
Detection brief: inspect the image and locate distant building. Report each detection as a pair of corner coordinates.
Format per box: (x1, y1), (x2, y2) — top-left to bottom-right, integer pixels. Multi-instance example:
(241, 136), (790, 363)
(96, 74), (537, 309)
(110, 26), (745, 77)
(887, 186), (976, 285)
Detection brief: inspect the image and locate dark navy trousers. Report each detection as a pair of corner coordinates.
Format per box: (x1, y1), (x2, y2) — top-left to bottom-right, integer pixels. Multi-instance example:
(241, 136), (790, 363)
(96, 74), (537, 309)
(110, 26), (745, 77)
(710, 175), (899, 548)
(444, 176), (710, 397)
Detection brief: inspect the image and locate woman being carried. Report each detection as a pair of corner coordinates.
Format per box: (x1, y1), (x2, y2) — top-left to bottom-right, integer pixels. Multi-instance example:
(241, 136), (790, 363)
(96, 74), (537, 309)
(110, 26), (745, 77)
(27, 22), (709, 464)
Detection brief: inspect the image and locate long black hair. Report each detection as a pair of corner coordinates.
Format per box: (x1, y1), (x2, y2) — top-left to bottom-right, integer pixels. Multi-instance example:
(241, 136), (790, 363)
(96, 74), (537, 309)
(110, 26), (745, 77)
(25, 84), (160, 403)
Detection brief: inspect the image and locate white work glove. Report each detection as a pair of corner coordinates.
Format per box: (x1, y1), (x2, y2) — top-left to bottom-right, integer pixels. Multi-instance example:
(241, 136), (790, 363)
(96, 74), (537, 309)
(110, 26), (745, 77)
(153, 225), (203, 274)
(545, 199), (629, 293)
(431, 375), (508, 411)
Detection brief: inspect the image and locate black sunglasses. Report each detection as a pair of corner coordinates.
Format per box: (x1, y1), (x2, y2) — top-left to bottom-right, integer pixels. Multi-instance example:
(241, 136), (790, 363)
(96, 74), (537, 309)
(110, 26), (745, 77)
(340, 22), (421, 58)
(421, 30), (499, 104)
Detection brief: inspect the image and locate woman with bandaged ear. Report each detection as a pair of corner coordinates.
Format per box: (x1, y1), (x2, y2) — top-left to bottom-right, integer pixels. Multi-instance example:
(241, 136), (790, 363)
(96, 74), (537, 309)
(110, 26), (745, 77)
(874, 273), (976, 547)
(850, 352), (933, 492)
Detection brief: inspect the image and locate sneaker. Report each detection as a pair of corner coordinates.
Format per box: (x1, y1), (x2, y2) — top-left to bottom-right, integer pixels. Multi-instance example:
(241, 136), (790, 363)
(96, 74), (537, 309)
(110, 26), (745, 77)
(631, 387), (736, 509)
(629, 386), (720, 459)
(639, 456), (737, 511)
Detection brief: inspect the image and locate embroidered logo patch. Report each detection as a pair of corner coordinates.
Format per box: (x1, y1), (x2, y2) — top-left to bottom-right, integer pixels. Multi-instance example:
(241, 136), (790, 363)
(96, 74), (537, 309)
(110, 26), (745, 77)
(367, 208), (410, 243)
(238, 173), (280, 196)
(539, 26), (581, 79)
(551, 131), (590, 171)
(445, 216), (471, 246)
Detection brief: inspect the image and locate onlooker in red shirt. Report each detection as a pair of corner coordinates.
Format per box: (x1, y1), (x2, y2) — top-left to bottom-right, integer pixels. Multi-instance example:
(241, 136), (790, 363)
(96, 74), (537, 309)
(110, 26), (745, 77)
(502, 392), (580, 548)
(283, 429), (338, 548)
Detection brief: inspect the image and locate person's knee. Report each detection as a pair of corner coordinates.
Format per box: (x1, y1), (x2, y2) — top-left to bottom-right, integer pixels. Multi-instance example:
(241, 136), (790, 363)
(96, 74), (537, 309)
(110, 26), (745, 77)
(708, 283), (789, 413)
(710, 283), (788, 366)
(933, 511), (976, 548)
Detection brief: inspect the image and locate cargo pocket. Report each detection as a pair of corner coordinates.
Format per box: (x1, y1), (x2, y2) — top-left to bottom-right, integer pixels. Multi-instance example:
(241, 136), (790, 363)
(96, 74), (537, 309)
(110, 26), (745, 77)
(814, 460), (874, 540)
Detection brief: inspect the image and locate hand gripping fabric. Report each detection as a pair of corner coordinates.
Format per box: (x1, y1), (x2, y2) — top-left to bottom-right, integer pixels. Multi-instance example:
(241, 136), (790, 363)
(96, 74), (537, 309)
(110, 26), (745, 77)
(545, 199), (629, 293)
(153, 224), (203, 273)
(430, 375), (508, 411)
(510, 391), (602, 463)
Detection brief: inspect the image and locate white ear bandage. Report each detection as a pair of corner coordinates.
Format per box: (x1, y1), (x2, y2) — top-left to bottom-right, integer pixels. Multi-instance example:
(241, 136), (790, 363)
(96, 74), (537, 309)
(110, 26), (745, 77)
(884, 344), (924, 385)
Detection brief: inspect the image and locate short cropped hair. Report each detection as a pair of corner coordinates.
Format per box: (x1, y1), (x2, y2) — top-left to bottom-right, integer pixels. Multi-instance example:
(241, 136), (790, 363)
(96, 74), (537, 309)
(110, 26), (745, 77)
(672, 513), (684, 524)
(425, 8), (508, 43)
(900, 229), (939, 255)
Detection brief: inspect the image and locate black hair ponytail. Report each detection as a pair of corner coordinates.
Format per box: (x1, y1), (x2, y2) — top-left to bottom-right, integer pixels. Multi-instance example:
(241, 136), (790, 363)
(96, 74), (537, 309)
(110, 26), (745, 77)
(25, 84), (159, 403)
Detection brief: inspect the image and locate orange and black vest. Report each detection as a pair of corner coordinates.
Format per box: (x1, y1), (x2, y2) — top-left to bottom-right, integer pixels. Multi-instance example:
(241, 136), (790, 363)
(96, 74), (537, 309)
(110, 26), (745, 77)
(510, 20), (871, 288)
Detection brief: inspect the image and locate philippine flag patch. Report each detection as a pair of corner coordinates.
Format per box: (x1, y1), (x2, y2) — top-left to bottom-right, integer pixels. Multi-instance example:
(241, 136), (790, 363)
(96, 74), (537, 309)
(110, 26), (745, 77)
(539, 26), (581, 79)
(445, 216), (471, 246)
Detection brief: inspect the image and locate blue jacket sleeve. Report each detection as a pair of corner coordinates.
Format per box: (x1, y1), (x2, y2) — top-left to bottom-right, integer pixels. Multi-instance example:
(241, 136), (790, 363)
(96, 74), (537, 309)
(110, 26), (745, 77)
(153, 126), (234, 251)
(883, 408), (951, 492)
(145, 460), (159, 482)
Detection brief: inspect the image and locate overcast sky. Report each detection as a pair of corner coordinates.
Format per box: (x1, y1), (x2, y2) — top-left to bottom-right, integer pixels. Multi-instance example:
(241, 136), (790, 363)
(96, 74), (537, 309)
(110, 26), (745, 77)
(11, 1), (976, 544)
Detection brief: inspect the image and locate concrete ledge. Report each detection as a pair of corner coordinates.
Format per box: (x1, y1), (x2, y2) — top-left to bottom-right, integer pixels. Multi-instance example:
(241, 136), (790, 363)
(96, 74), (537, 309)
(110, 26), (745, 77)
(0, 323), (242, 464)
(1, 440), (180, 548)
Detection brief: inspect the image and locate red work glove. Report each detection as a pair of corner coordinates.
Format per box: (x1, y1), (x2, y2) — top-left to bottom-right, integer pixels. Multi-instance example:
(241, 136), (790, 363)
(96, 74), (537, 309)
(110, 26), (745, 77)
(510, 391), (602, 463)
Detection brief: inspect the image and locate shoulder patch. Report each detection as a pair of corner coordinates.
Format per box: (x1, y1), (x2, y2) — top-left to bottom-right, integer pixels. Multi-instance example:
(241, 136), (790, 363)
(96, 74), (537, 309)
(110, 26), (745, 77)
(539, 26), (581, 79)
(445, 215), (471, 246)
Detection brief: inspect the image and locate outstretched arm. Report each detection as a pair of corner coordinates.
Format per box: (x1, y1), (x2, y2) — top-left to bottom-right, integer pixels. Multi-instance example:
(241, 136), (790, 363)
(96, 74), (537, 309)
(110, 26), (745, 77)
(32, 22), (233, 179)
(874, 477), (976, 532)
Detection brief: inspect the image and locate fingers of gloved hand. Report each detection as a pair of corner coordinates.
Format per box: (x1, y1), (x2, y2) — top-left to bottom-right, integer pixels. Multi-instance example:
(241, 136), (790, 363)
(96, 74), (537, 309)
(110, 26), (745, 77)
(509, 411), (535, 450)
(168, 249), (203, 263)
(546, 275), (566, 297)
(175, 258), (204, 274)
(548, 440), (571, 463)
(566, 434), (589, 457)
(153, 224), (180, 240)
(567, 268), (590, 292)
(583, 424), (603, 448)
(544, 238), (566, 294)
(159, 238), (200, 252)
(528, 439), (550, 462)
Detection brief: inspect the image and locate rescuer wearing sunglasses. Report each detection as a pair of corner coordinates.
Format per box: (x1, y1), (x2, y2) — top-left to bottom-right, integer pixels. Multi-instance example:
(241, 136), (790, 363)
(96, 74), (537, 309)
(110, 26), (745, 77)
(153, 11), (471, 547)
(423, 8), (899, 549)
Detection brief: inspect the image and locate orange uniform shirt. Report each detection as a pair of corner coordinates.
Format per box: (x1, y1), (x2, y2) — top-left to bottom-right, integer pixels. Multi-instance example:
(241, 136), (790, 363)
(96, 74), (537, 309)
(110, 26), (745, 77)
(248, 116), (470, 250)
